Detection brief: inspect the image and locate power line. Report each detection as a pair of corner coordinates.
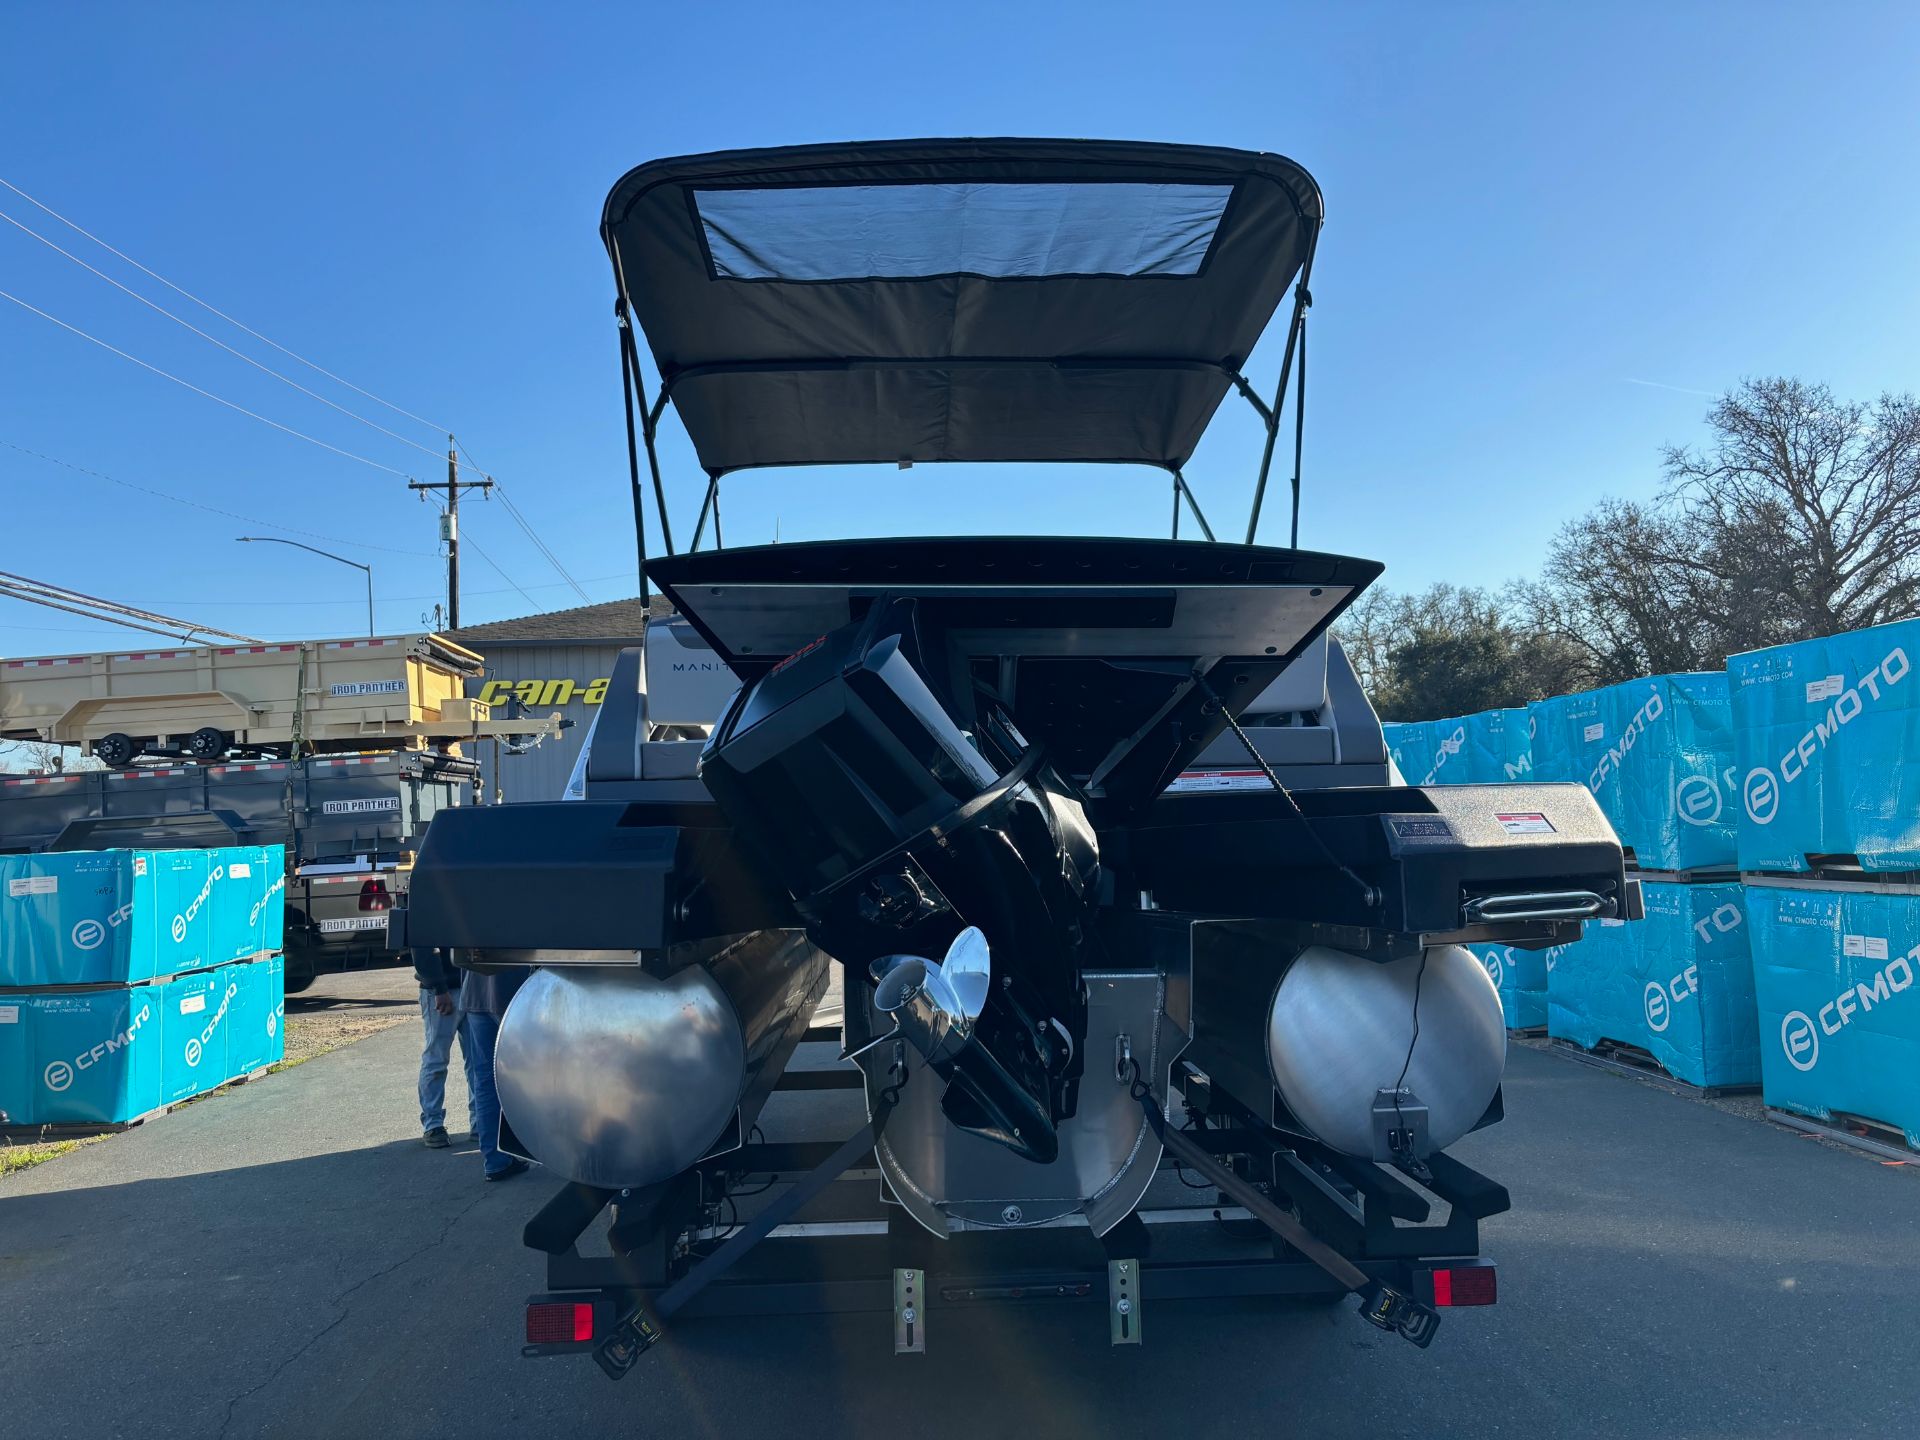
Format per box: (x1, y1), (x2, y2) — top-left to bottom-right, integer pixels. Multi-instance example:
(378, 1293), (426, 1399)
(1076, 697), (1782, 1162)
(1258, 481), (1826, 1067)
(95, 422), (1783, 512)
(493, 484), (592, 603)
(456, 527), (542, 613)
(0, 205), (448, 464)
(0, 176), (591, 606)
(0, 439), (436, 557)
(0, 286), (417, 479)
(121, 573), (630, 607)
(0, 174), (453, 435)
(448, 435), (592, 604)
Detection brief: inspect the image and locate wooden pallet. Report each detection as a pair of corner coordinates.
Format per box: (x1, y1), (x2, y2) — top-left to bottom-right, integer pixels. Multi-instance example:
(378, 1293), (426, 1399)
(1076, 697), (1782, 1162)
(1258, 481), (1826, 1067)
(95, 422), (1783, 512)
(0, 951), (285, 998)
(1743, 856), (1920, 890)
(1767, 1108), (1920, 1164)
(1629, 865), (1741, 886)
(1548, 1036), (1757, 1099)
(0, 1065), (272, 1144)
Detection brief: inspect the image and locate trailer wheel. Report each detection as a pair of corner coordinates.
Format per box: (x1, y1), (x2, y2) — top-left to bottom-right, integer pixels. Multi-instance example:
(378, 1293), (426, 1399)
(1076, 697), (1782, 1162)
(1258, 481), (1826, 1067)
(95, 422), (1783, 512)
(93, 732), (136, 767)
(186, 726), (230, 762)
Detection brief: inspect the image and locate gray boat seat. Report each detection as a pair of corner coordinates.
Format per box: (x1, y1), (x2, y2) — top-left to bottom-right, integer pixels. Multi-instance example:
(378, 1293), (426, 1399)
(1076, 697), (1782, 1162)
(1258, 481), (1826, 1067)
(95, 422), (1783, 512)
(1187, 636), (1388, 789)
(583, 618), (734, 798)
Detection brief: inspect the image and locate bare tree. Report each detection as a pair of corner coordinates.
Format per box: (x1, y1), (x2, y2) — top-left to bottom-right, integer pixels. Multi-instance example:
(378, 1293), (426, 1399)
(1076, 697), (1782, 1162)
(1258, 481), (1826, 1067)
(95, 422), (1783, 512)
(1665, 378), (1920, 635)
(1524, 379), (1920, 680)
(0, 739), (102, 775)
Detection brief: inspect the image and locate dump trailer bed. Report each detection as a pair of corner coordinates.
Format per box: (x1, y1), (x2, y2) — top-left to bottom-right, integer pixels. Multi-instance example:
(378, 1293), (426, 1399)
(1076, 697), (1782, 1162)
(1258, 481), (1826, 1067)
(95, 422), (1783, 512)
(0, 633), (556, 765)
(0, 750), (476, 990)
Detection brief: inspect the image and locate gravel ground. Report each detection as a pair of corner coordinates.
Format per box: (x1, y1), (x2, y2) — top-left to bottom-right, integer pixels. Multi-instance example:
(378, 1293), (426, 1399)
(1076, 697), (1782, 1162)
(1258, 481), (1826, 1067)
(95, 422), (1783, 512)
(282, 965), (417, 1066)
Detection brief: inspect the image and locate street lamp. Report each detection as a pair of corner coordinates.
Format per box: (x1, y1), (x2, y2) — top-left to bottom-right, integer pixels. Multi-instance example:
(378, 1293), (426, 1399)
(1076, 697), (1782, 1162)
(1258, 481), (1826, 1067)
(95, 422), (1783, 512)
(235, 537), (375, 637)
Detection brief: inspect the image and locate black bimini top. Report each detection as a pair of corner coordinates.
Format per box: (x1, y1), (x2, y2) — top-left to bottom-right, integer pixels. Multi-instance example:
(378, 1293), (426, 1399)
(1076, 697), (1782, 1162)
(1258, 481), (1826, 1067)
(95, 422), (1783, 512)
(602, 139), (1323, 478)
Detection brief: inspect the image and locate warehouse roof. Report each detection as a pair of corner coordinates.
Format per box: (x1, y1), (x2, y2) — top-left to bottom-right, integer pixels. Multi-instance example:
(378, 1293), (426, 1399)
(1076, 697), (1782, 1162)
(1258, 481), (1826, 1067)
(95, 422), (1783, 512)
(445, 594), (672, 647)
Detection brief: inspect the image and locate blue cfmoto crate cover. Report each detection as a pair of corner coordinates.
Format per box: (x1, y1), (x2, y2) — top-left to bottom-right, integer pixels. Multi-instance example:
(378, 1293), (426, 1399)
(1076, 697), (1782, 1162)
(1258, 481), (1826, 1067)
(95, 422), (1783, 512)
(1728, 620), (1920, 872)
(1470, 941), (1553, 1029)
(1530, 675), (1737, 871)
(1745, 884), (1920, 1148)
(1385, 719), (1474, 785)
(0, 986), (164, 1126)
(160, 967), (242, 1104)
(1385, 721), (1433, 785)
(2, 851), (134, 987)
(1467, 707), (1533, 784)
(1546, 880), (1759, 1087)
(227, 955), (286, 1078)
(0, 849), (226, 988)
(209, 845), (287, 963)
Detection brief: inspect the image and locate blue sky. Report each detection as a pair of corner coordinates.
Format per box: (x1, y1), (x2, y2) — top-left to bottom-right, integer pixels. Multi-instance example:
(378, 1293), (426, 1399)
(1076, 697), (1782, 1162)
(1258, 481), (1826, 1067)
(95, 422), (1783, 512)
(3, 2), (1917, 648)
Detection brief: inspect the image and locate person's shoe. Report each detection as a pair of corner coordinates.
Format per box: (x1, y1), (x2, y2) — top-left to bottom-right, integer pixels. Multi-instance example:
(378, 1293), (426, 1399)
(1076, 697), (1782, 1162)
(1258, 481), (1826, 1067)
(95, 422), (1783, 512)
(422, 1127), (450, 1149)
(484, 1158), (530, 1182)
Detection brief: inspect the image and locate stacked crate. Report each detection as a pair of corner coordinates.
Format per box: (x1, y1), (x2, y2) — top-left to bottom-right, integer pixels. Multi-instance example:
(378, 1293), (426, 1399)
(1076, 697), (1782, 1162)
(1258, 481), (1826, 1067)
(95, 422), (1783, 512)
(1384, 707), (1531, 787)
(0, 845), (285, 1133)
(1730, 620), (1920, 1151)
(1385, 711), (1546, 1028)
(1530, 673), (1761, 1089)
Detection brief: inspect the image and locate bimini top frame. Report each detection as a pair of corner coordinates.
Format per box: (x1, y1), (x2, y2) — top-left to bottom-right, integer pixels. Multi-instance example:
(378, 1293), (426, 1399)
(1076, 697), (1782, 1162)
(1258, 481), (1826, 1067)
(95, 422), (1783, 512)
(602, 138), (1324, 594)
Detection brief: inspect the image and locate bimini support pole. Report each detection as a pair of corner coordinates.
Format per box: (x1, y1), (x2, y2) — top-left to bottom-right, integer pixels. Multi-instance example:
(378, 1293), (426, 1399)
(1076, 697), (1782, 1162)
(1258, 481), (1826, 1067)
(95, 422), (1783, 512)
(689, 476), (720, 551)
(614, 301), (652, 603)
(607, 237), (677, 568)
(1243, 235), (1319, 547)
(1173, 469), (1216, 542)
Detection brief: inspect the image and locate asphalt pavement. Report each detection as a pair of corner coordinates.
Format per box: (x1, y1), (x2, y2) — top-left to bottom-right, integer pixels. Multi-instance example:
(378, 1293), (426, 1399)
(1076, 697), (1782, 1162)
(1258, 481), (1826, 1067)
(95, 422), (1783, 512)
(3, 992), (1916, 1440)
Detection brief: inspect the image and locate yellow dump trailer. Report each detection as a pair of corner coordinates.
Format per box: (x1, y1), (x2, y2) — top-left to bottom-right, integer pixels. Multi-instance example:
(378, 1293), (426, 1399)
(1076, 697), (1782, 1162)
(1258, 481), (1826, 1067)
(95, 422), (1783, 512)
(0, 634), (559, 766)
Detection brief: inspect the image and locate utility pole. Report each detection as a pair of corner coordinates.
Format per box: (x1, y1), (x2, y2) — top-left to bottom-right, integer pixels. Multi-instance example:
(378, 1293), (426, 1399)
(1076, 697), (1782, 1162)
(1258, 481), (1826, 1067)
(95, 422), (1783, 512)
(409, 436), (492, 630)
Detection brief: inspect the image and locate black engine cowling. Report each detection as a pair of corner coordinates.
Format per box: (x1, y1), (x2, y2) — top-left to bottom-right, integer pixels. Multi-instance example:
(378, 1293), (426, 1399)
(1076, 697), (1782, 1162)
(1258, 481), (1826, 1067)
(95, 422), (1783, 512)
(698, 597), (1099, 1159)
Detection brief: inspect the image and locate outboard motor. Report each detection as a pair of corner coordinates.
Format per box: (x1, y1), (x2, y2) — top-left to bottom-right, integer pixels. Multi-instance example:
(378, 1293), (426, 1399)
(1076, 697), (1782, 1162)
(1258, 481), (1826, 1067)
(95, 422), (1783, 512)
(698, 598), (1098, 1166)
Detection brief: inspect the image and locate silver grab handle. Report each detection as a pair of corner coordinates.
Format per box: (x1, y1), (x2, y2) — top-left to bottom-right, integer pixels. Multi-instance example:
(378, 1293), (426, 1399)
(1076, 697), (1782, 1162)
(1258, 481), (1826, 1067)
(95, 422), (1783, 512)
(1463, 890), (1608, 924)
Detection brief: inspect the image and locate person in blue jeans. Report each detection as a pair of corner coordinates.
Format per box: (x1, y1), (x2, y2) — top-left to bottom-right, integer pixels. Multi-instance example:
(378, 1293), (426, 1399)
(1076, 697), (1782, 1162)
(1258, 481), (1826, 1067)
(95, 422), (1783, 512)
(459, 963), (532, 1181)
(413, 946), (474, 1149)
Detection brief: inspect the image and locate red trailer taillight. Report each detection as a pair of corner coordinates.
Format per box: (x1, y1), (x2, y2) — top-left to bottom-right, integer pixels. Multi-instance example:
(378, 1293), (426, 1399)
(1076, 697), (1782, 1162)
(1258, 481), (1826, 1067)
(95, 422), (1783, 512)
(526, 1302), (594, 1344)
(1427, 1264), (1497, 1306)
(357, 879), (392, 912)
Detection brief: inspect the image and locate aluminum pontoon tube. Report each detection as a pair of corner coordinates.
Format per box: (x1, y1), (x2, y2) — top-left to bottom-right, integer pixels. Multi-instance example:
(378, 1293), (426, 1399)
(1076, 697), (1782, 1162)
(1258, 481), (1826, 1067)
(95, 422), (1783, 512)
(493, 932), (829, 1190)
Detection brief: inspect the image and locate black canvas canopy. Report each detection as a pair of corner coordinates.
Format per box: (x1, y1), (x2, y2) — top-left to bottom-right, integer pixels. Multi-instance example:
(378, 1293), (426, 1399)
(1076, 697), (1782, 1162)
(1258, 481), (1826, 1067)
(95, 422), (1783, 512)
(602, 139), (1323, 481)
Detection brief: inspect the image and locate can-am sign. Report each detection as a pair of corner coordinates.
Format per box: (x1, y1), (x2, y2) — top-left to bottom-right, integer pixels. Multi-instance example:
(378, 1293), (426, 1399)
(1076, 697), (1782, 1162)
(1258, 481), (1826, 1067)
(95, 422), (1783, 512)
(1744, 647), (1910, 825)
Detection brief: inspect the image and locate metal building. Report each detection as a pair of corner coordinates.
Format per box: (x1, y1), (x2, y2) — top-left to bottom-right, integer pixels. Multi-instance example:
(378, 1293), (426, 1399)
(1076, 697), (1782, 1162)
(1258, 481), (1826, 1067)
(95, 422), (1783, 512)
(448, 596), (671, 804)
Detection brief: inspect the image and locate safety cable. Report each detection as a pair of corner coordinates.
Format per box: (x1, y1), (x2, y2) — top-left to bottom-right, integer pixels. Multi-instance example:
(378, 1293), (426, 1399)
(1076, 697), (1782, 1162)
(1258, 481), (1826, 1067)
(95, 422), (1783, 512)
(1189, 667), (1378, 909)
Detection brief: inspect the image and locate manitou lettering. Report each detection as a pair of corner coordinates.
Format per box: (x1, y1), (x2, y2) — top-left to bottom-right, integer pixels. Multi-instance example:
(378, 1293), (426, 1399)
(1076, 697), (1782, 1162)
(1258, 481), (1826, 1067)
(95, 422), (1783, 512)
(1746, 648), (1910, 823)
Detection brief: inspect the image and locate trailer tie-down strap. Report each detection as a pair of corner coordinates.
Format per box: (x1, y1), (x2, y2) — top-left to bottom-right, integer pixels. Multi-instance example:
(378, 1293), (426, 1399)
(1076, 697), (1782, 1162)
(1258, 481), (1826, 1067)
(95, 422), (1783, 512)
(593, 1087), (901, 1379)
(1127, 1063), (1440, 1348)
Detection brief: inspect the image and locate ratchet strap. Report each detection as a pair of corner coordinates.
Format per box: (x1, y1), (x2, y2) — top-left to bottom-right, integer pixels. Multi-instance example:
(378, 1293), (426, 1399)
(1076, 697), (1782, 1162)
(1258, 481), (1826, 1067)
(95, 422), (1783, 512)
(594, 1082), (902, 1378)
(1129, 1064), (1441, 1348)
